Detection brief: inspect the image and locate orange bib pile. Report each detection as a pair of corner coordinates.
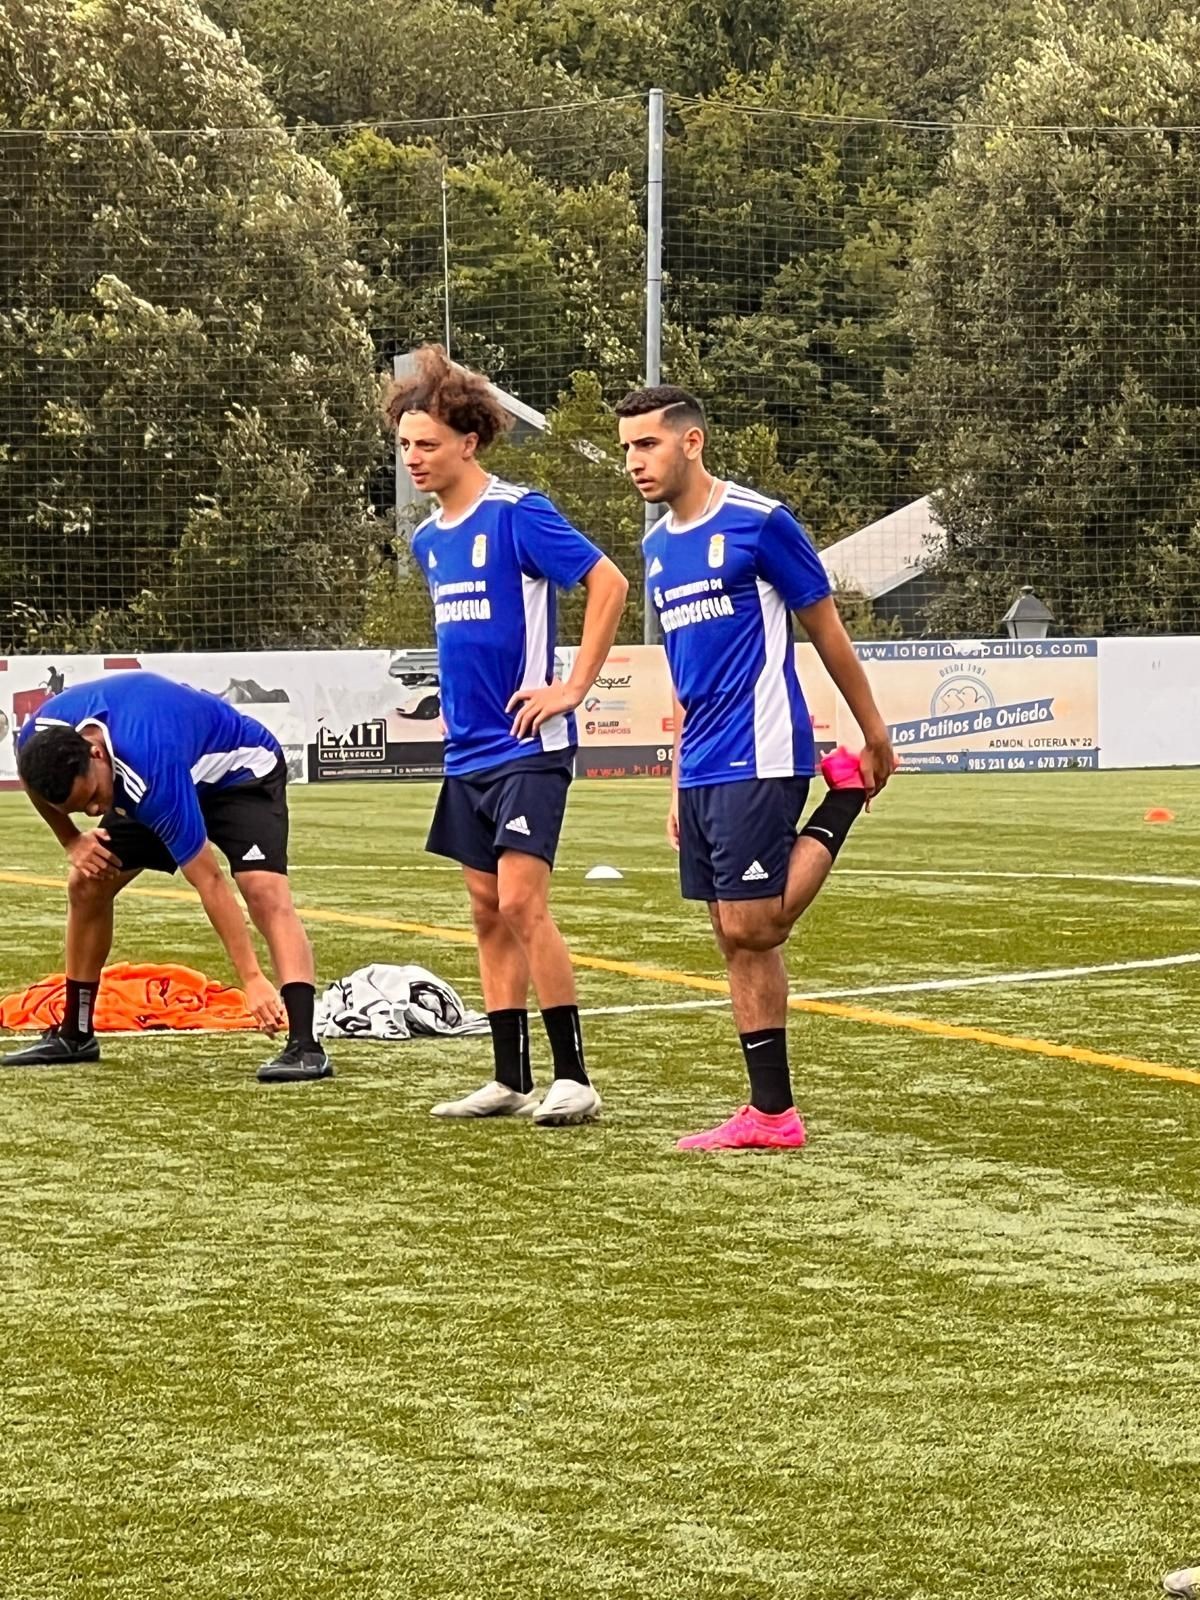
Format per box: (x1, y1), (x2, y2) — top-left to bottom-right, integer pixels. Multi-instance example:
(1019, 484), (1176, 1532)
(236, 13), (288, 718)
(0, 963), (256, 1032)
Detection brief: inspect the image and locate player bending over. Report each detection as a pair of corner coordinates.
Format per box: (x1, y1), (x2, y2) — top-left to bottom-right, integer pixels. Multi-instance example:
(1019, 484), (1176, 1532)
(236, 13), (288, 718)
(618, 384), (896, 1151)
(385, 345), (628, 1126)
(3, 672), (331, 1084)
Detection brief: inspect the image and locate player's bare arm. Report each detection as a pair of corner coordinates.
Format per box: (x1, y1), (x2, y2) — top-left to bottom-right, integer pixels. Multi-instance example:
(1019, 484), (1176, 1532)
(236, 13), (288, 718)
(797, 595), (897, 799)
(508, 556), (629, 737)
(180, 843), (286, 1034)
(667, 691), (685, 850)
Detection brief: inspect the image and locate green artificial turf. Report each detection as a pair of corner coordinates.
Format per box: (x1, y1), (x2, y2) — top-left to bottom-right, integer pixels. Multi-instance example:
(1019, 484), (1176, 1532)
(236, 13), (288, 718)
(1, 773), (1198, 1599)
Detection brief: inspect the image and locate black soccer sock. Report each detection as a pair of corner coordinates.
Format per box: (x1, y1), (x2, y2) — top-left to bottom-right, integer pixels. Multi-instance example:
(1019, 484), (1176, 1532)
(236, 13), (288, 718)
(63, 978), (98, 1042)
(489, 1008), (533, 1094)
(281, 982), (317, 1048)
(799, 788), (866, 862)
(741, 1028), (794, 1115)
(541, 1004), (589, 1085)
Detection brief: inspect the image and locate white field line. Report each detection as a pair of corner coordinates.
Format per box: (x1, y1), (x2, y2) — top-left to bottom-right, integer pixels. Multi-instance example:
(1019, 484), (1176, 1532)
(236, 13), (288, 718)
(10, 947), (1195, 1040)
(3, 870), (1197, 1038)
(576, 949), (1200, 1018)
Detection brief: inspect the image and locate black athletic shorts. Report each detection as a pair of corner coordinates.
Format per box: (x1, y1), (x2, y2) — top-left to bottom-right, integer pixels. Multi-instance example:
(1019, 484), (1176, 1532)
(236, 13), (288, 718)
(679, 776), (810, 902)
(426, 750), (575, 873)
(101, 756), (290, 877)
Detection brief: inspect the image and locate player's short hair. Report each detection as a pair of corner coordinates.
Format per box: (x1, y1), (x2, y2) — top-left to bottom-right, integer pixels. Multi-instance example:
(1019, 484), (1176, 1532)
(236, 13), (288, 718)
(17, 725), (93, 805)
(382, 344), (512, 451)
(614, 385), (707, 435)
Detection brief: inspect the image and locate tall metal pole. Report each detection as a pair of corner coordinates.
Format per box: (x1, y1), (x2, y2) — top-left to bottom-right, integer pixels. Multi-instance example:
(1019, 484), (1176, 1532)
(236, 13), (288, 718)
(441, 166), (452, 354)
(643, 87), (665, 645)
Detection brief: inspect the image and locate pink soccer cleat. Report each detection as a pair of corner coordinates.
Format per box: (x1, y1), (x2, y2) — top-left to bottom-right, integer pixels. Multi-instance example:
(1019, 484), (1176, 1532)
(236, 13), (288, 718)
(820, 744), (867, 790)
(676, 1104), (807, 1152)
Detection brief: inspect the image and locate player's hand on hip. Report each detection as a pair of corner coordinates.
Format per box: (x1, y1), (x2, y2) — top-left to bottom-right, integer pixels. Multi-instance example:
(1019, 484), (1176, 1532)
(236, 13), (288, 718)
(859, 734), (899, 804)
(66, 828), (119, 880)
(666, 796), (680, 851)
(245, 975), (286, 1035)
(506, 682), (580, 739)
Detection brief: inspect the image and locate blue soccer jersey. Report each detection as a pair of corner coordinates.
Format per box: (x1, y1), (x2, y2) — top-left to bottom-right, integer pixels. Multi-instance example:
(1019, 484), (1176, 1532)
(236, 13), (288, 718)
(644, 481), (832, 788)
(412, 476), (603, 777)
(18, 673), (282, 865)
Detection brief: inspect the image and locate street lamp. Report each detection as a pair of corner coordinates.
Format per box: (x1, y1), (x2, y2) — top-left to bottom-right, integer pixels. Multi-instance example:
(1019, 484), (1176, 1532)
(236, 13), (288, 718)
(1000, 585), (1054, 640)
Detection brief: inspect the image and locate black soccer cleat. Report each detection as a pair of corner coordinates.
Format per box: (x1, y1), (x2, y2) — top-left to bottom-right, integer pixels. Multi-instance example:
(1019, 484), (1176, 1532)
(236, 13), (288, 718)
(2, 1027), (101, 1067)
(256, 1039), (334, 1085)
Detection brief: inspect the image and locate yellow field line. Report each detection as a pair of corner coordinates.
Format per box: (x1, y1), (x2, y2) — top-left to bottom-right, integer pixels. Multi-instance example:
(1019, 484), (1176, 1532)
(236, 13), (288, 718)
(783, 997), (1200, 1089)
(2, 868), (1197, 1089)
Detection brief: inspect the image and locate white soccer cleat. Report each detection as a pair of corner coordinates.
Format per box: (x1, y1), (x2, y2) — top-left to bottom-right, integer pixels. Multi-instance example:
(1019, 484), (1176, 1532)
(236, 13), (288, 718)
(1165, 1569), (1200, 1598)
(532, 1078), (602, 1127)
(429, 1081), (539, 1119)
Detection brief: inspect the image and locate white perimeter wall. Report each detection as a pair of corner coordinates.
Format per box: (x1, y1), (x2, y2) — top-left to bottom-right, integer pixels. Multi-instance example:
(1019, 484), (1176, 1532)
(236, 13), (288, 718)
(1098, 637), (1200, 769)
(3, 639), (1199, 777)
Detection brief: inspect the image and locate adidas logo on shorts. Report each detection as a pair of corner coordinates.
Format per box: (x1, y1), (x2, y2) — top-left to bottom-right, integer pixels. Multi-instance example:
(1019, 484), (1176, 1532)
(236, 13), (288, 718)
(504, 815), (531, 836)
(242, 844), (266, 862)
(741, 859), (769, 882)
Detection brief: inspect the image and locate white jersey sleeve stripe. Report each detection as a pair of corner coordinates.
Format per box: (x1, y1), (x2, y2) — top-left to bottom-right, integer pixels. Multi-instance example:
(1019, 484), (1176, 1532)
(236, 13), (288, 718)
(753, 578), (795, 778)
(727, 478), (777, 503)
(76, 717), (149, 798)
(726, 486), (779, 513)
(518, 574), (570, 752)
(113, 760), (147, 800)
(190, 746), (279, 786)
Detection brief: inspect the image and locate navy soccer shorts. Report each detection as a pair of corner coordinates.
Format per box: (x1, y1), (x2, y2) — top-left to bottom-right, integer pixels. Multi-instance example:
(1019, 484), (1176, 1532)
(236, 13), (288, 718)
(679, 776), (811, 902)
(426, 753), (574, 873)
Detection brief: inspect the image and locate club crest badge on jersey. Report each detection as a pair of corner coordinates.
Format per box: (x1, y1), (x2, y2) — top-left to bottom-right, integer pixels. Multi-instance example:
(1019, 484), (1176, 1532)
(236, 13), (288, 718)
(707, 534), (725, 569)
(471, 534), (487, 568)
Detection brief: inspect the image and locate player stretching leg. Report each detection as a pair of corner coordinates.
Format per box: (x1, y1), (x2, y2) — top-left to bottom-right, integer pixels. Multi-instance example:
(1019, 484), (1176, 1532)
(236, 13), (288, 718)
(3, 672), (331, 1083)
(617, 385), (895, 1151)
(385, 346), (628, 1126)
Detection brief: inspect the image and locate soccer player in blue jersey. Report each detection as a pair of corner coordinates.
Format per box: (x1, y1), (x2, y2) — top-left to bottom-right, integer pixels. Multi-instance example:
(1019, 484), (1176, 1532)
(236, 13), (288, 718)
(4, 673), (332, 1084)
(384, 345), (628, 1126)
(617, 385), (896, 1151)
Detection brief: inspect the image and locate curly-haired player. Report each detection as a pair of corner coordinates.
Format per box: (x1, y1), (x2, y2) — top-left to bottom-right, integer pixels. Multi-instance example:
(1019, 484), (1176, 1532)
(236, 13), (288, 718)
(384, 346), (628, 1126)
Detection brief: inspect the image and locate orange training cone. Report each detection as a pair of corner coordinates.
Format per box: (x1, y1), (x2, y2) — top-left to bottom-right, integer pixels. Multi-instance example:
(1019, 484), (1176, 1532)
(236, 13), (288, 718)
(1144, 808), (1175, 823)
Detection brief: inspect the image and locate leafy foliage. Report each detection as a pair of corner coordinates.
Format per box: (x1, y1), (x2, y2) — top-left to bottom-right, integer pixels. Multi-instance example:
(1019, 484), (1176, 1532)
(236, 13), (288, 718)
(0, 0), (381, 650)
(897, 0), (1200, 634)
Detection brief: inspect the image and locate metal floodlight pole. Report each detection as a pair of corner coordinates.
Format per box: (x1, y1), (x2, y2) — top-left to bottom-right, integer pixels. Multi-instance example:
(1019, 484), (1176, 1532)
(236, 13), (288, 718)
(393, 351), (405, 541)
(441, 165), (452, 355)
(643, 87), (665, 646)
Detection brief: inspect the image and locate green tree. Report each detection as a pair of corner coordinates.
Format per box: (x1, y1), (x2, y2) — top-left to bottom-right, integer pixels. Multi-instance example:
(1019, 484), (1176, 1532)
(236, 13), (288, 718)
(206, 0), (568, 126)
(497, 0), (808, 97)
(0, 0), (381, 650)
(490, 0), (1036, 119)
(488, 372), (644, 637)
(801, 0), (1038, 122)
(493, 0), (680, 96)
(325, 132), (645, 413)
(664, 69), (926, 541)
(895, 0), (1200, 635)
(206, 0), (643, 182)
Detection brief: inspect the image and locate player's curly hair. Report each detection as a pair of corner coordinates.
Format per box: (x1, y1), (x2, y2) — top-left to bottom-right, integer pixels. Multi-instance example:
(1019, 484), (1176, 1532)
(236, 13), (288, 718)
(17, 725), (93, 805)
(382, 344), (512, 451)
